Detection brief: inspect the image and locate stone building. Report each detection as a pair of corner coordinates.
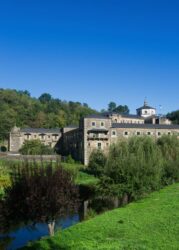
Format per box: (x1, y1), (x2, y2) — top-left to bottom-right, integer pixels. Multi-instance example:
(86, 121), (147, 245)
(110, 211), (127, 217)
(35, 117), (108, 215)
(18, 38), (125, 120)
(60, 101), (179, 165)
(9, 101), (179, 165)
(9, 127), (61, 152)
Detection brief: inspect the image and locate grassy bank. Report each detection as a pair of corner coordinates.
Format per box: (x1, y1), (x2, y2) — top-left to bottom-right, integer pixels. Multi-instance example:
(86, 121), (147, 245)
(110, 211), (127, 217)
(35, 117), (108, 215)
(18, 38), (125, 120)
(22, 183), (179, 250)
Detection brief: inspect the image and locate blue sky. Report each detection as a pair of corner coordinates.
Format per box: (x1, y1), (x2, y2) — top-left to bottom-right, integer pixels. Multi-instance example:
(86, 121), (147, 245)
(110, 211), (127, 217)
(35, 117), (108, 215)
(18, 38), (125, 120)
(0, 0), (179, 114)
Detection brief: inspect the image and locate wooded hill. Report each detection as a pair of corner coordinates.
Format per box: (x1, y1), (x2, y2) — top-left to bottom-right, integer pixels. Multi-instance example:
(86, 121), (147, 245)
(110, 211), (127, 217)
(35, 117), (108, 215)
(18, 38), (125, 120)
(0, 89), (96, 140)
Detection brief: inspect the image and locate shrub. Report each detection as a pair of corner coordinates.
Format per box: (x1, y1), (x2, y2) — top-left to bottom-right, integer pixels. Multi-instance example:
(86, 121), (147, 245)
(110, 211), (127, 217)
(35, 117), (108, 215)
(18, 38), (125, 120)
(65, 155), (75, 164)
(103, 137), (163, 200)
(19, 140), (54, 155)
(157, 135), (179, 184)
(88, 149), (107, 177)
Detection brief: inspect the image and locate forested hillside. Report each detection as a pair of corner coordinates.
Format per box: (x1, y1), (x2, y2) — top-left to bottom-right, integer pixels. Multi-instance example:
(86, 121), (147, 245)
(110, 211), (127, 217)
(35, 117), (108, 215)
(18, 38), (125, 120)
(0, 89), (96, 140)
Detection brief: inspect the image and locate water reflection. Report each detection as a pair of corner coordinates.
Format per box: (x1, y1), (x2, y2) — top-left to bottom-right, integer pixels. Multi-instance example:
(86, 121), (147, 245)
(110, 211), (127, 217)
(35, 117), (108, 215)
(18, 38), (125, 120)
(0, 214), (79, 250)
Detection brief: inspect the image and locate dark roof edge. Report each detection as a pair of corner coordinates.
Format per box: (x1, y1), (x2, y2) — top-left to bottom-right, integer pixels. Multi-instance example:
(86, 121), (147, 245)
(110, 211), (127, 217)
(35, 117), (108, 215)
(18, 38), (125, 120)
(112, 123), (179, 129)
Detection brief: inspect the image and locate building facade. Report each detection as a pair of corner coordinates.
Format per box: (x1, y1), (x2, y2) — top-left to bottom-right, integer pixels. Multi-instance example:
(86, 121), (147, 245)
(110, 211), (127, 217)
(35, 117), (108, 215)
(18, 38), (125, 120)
(9, 127), (61, 152)
(60, 101), (179, 165)
(9, 101), (179, 165)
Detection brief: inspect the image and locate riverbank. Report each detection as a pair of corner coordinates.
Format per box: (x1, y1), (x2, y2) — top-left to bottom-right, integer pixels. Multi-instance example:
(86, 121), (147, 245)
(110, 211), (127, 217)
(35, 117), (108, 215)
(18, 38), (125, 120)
(22, 183), (179, 250)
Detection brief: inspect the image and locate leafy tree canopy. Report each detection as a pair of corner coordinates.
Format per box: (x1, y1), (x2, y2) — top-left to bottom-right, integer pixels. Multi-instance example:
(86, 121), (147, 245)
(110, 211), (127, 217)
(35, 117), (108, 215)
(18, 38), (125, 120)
(167, 110), (179, 124)
(107, 102), (129, 114)
(0, 89), (96, 140)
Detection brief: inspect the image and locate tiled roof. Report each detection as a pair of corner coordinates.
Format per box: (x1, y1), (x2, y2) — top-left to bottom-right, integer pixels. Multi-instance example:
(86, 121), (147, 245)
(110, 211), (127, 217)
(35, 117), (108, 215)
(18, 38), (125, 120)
(20, 128), (61, 134)
(86, 113), (143, 119)
(112, 123), (179, 129)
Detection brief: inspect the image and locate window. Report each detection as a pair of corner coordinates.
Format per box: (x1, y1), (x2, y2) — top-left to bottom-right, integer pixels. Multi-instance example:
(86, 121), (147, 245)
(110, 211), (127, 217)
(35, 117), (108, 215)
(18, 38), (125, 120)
(124, 131), (129, 136)
(97, 142), (102, 149)
(112, 130), (116, 136)
(168, 132), (171, 135)
(48, 135), (50, 139)
(147, 132), (151, 135)
(101, 122), (105, 127)
(115, 119), (117, 123)
(53, 134), (58, 140)
(34, 135), (37, 138)
(92, 122), (96, 127)
(136, 131), (140, 136)
(145, 110), (147, 114)
(40, 134), (45, 140)
(158, 132), (161, 136)
(25, 133), (31, 139)
(88, 143), (90, 146)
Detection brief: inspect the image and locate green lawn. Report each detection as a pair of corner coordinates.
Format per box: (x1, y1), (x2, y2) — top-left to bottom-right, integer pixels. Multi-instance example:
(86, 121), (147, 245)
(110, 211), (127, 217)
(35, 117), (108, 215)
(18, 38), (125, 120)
(22, 183), (179, 250)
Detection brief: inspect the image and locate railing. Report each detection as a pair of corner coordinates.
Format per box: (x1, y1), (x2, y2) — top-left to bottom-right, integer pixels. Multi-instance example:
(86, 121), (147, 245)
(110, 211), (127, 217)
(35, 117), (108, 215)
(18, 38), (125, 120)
(87, 134), (108, 140)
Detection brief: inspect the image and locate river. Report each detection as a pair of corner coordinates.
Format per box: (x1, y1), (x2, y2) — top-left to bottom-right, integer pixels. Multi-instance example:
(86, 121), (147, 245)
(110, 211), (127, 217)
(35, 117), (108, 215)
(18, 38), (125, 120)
(0, 214), (80, 250)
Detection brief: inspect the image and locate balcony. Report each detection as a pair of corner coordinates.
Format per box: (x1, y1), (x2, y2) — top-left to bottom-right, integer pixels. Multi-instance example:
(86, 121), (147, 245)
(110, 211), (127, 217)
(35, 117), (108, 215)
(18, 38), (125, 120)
(87, 133), (108, 141)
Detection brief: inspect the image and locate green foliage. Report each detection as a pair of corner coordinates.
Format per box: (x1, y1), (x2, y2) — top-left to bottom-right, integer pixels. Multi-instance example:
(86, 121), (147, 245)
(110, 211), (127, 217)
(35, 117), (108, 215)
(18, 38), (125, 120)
(0, 89), (96, 140)
(167, 110), (179, 124)
(84, 208), (97, 220)
(108, 102), (117, 111)
(114, 105), (129, 114)
(0, 161), (79, 235)
(107, 101), (129, 113)
(91, 135), (179, 201)
(104, 137), (163, 199)
(65, 155), (75, 164)
(38, 93), (52, 103)
(157, 135), (179, 184)
(88, 149), (107, 177)
(19, 140), (54, 155)
(22, 183), (179, 250)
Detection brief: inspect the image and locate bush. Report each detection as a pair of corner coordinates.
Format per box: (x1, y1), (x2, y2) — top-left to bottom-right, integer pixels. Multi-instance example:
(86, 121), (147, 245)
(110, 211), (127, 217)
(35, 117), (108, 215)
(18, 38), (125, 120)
(157, 135), (179, 184)
(88, 149), (107, 177)
(100, 137), (163, 200)
(65, 155), (75, 164)
(19, 140), (54, 155)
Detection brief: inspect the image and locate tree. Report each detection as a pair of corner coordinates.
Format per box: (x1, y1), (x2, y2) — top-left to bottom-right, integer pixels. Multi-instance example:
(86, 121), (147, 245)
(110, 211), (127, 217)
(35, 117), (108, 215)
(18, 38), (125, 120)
(88, 149), (107, 177)
(0, 162), (79, 236)
(102, 137), (163, 200)
(114, 105), (129, 114)
(0, 88), (96, 138)
(167, 110), (179, 124)
(39, 93), (52, 103)
(108, 102), (117, 112)
(19, 140), (54, 155)
(157, 135), (179, 184)
(107, 102), (130, 114)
